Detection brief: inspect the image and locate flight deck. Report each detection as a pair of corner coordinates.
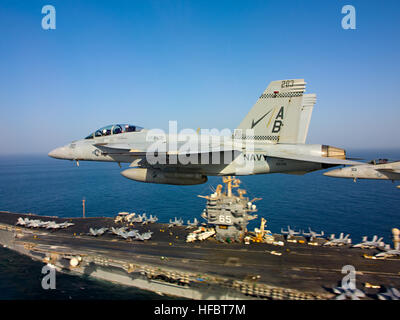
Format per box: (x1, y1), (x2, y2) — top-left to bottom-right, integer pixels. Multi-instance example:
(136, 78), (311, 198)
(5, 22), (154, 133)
(0, 209), (399, 300)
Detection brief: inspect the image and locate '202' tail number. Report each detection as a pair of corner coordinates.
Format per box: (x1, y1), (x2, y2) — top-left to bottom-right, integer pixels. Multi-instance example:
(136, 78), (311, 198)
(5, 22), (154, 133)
(281, 80), (294, 88)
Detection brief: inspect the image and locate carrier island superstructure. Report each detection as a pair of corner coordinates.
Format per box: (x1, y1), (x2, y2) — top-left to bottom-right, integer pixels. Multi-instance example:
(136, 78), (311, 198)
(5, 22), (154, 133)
(200, 176), (259, 243)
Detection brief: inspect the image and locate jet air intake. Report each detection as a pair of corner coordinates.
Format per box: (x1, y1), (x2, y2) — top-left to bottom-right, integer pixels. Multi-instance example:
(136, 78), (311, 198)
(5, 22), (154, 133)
(321, 145), (346, 160)
(121, 168), (207, 185)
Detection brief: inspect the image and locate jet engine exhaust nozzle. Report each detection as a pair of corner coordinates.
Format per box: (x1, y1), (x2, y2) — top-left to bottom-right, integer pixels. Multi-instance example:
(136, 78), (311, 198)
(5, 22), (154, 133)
(322, 145), (346, 160)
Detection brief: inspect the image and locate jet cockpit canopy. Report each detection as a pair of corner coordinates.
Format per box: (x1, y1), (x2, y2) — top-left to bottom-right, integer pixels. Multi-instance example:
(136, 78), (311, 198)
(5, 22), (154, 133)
(85, 124), (144, 139)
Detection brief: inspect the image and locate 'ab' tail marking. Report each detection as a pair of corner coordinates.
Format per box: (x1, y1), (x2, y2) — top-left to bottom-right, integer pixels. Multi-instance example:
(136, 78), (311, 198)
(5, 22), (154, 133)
(272, 106), (284, 133)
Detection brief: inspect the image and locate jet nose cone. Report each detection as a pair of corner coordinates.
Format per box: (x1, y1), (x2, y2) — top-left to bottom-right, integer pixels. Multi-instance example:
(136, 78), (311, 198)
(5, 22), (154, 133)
(48, 149), (56, 158)
(323, 169), (341, 177)
(48, 146), (67, 159)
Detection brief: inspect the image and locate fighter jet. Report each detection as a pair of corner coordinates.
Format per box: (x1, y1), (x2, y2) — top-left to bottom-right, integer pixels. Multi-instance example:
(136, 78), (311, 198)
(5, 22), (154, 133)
(324, 159), (400, 187)
(375, 247), (400, 259)
(89, 227), (101, 236)
(186, 218), (199, 229)
(17, 218), (46, 228)
(135, 231), (153, 241)
(281, 226), (301, 239)
(149, 215), (158, 223)
(302, 227), (325, 241)
(352, 235), (385, 249)
(88, 227), (109, 236)
(138, 213), (152, 224)
(168, 217), (184, 228)
(58, 221), (74, 228)
(38, 221), (51, 228)
(142, 231), (153, 240)
(48, 79), (360, 185)
(142, 214), (158, 225)
(126, 230), (140, 238)
(131, 216), (142, 223)
(324, 233), (351, 246)
(111, 227), (139, 240)
(111, 226), (127, 236)
(378, 287), (400, 300)
(26, 219), (42, 228)
(129, 214), (146, 223)
(332, 285), (366, 300)
(16, 217), (29, 226)
(45, 221), (62, 230)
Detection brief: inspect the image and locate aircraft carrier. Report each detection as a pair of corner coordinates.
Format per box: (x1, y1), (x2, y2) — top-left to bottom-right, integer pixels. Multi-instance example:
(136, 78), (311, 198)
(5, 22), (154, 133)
(0, 178), (399, 300)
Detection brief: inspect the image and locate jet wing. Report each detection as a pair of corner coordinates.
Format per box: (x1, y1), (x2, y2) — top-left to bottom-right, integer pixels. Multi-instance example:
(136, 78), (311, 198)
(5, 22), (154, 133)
(263, 150), (364, 166)
(373, 161), (400, 174)
(377, 168), (400, 174)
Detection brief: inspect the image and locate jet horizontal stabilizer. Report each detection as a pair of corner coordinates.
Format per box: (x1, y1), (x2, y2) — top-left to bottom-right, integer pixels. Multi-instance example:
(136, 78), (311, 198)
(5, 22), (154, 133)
(377, 168), (400, 174)
(265, 151), (364, 166)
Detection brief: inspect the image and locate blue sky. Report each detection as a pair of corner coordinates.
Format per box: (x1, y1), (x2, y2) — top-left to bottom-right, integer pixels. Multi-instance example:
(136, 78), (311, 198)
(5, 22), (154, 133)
(0, 0), (399, 154)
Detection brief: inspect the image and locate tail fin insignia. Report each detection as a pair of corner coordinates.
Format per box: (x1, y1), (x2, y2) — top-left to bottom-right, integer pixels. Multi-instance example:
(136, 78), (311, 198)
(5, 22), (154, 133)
(235, 79), (316, 144)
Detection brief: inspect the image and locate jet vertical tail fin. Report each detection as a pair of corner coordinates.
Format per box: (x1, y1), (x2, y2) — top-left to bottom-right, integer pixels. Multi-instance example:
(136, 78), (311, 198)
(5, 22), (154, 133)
(296, 93), (316, 144)
(235, 79), (316, 144)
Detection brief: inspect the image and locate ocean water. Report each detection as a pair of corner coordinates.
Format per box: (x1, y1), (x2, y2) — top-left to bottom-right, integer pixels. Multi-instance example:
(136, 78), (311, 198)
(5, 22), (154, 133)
(0, 150), (399, 299)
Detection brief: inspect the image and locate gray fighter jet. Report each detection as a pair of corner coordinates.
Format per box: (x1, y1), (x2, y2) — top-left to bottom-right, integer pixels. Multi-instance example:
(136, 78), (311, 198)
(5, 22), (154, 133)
(324, 159), (400, 187)
(324, 233), (351, 246)
(16, 217), (72, 230)
(88, 227), (109, 236)
(378, 287), (400, 300)
(135, 231), (153, 241)
(375, 247), (400, 259)
(16, 217), (29, 226)
(281, 226), (301, 239)
(111, 227), (140, 240)
(24, 219), (51, 229)
(302, 227), (325, 241)
(38, 221), (51, 228)
(142, 214), (158, 225)
(186, 218), (199, 229)
(148, 215), (158, 223)
(168, 217), (184, 227)
(48, 79), (360, 185)
(27, 219), (42, 228)
(126, 230), (140, 238)
(45, 221), (61, 230)
(117, 232), (130, 240)
(352, 235), (385, 249)
(111, 227), (127, 236)
(130, 215), (144, 223)
(59, 221), (74, 228)
(332, 286), (366, 300)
